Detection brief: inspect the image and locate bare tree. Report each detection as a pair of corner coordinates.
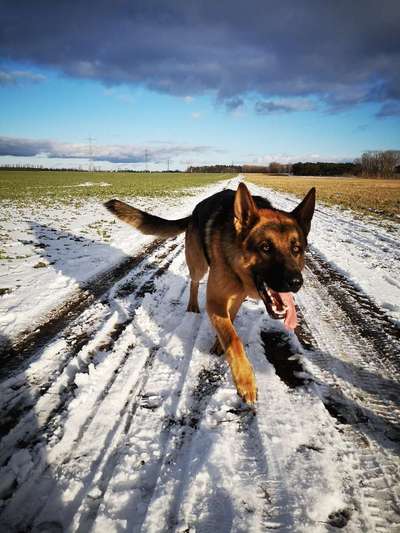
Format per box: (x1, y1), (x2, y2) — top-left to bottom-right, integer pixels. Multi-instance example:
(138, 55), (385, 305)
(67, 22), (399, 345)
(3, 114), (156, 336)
(360, 150), (400, 178)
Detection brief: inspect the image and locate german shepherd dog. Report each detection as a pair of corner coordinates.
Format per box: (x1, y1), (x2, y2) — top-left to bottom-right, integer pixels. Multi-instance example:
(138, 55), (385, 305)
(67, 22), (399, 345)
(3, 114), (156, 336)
(105, 183), (315, 404)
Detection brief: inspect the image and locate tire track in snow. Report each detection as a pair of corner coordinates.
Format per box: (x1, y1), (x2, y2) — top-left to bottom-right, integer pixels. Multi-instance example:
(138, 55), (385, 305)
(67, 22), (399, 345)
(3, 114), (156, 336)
(0, 240), (184, 506)
(88, 319), (220, 533)
(303, 252), (400, 442)
(0, 238), (188, 531)
(307, 247), (399, 362)
(139, 302), (348, 532)
(35, 280), (209, 532)
(1, 179), (400, 531)
(0, 238), (181, 439)
(243, 309), (355, 531)
(0, 237), (172, 381)
(294, 261), (400, 532)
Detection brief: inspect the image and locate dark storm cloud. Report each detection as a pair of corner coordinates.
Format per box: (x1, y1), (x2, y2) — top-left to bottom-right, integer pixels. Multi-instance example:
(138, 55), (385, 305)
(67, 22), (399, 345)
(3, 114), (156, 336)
(375, 101), (400, 118)
(1, 0), (399, 111)
(224, 97), (244, 112)
(0, 136), (221, 164)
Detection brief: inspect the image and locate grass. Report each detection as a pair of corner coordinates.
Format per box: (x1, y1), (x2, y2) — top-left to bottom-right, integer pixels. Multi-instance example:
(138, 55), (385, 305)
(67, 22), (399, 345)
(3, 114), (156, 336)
(2, 169), (398, 221)
(0, 170), (232, 203)
(246, 174), (400, 221)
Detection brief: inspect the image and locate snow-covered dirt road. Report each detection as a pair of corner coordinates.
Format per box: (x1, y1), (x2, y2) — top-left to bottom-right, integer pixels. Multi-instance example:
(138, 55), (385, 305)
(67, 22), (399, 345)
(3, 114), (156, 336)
(0, 178), (399, 532)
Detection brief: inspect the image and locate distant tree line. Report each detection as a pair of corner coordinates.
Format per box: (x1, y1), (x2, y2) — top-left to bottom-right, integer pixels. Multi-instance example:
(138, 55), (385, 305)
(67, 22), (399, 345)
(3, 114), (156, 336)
(188, 151), (400, 178)
(186, 163), (290, 173)
(291, 162), (360, 176)
(355, 150), (400, 178)
(187, 164), (244, 173)
(289, 151), (400, 177)
(0, 164), (96, 172)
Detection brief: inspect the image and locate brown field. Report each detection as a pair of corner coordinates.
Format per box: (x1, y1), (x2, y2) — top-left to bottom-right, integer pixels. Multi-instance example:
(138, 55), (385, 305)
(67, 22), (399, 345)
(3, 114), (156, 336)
(246, 174), (400, 221)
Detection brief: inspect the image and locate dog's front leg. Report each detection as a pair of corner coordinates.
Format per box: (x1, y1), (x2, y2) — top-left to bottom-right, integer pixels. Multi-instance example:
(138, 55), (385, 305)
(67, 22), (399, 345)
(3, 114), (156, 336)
(207, 295), (257, 404)
(211, 294), (244, 355)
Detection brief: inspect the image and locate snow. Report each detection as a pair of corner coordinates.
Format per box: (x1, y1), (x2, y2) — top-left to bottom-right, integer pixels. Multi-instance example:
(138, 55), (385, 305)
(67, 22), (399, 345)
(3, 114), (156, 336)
(0, 179), (229, 342)
(1, 175), (398, 346)
(0, 175), (399, 532)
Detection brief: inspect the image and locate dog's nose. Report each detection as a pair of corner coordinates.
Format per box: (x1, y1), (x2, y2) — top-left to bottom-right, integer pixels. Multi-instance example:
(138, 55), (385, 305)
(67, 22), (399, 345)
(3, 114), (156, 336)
(286, 273), (303, 292)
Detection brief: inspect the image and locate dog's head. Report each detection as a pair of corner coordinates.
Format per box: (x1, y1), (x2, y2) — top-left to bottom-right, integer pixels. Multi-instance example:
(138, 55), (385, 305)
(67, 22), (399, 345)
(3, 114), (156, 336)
(233, 182), (315, 319)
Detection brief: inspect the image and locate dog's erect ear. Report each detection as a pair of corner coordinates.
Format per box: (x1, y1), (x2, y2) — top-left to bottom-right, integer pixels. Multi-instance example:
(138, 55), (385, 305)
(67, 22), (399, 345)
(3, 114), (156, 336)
(291, 187), (316, 237)
(234, 182), (259, 233)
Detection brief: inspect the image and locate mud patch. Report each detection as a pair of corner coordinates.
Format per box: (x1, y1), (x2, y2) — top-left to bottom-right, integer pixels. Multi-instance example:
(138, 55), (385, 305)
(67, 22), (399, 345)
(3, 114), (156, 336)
(0, 287), (12, 296)
(261, 330), (308, 388)
(192, 362), (226, 401)
(327, 508), (351, 528)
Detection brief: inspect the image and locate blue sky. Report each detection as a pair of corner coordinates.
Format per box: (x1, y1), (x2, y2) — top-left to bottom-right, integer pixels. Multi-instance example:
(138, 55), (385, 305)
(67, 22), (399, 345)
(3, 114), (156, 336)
(1, 1), (399, 170)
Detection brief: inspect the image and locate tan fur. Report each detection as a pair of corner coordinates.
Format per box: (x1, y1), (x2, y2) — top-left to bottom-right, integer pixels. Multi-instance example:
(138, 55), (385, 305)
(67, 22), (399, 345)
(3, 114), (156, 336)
(105, 184), (315, 404)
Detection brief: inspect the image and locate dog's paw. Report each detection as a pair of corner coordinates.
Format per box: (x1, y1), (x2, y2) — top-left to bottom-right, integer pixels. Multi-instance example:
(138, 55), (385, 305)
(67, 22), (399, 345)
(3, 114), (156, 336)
(231, 357), (257, 404)
(210, 337), (224, 356)
(237, 378), (257, 404)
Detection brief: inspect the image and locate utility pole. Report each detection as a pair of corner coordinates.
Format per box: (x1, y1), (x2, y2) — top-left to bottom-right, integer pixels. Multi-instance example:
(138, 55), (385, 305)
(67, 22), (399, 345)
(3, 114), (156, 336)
(144, 149), (148, 172)
(167, 158), (170, 172)
(86, 136), (95, 172)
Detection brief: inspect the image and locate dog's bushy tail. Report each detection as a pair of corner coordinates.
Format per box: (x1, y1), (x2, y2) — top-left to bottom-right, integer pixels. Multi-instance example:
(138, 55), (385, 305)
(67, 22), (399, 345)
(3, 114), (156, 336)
(104, 199), (191, 238)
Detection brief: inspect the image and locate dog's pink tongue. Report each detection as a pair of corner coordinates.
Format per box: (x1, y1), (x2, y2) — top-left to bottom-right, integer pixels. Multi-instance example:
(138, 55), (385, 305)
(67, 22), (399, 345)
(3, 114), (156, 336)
(280, 292), (298, 330)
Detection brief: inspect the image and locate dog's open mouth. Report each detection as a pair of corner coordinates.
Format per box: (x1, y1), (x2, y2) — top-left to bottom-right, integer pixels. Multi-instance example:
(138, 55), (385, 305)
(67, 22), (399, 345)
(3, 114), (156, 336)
(255, 279), (298, 330)
(257, 282), (287, 319)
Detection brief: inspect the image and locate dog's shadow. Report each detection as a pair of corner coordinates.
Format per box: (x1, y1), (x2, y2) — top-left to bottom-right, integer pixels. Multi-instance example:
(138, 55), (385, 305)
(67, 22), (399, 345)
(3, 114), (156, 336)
(28, 219), (133, 281)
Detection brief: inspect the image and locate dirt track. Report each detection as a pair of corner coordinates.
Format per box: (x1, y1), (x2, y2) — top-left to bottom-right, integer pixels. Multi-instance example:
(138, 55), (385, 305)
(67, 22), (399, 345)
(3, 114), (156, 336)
(0, 234), (399, 532)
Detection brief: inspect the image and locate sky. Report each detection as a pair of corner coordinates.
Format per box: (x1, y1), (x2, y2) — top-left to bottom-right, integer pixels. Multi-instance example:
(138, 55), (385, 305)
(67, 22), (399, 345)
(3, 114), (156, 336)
(0, 0), (399, 170)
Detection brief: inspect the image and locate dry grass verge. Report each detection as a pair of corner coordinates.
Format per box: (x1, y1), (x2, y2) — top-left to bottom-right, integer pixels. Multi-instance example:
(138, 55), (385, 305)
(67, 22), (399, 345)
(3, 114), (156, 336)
(246, 174), (400, 221)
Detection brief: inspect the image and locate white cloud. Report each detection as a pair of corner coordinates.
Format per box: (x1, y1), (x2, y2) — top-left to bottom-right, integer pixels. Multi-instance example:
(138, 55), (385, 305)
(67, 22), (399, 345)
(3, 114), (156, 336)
(249, 152), (354, 164)
(255, 98), (317, 115)
(0, 135), (222, 164)
(0, 69), (46, 86)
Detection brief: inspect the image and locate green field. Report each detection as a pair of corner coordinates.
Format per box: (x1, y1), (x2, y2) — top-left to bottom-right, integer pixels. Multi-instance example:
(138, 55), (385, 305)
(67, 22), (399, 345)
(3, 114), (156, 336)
(2, 170), (399, 222)
(0, 171), (233, 203)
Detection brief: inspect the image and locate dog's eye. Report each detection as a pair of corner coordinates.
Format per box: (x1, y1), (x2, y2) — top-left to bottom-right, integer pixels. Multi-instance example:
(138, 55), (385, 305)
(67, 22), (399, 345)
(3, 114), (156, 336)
(260, 242), (272, 254)
(292, 244), (301, 255)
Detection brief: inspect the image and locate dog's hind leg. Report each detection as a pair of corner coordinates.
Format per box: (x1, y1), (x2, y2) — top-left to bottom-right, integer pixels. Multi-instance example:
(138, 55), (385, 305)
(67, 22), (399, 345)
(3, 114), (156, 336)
(187, 281), (201, 313)
(185, 222), (208, 313)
